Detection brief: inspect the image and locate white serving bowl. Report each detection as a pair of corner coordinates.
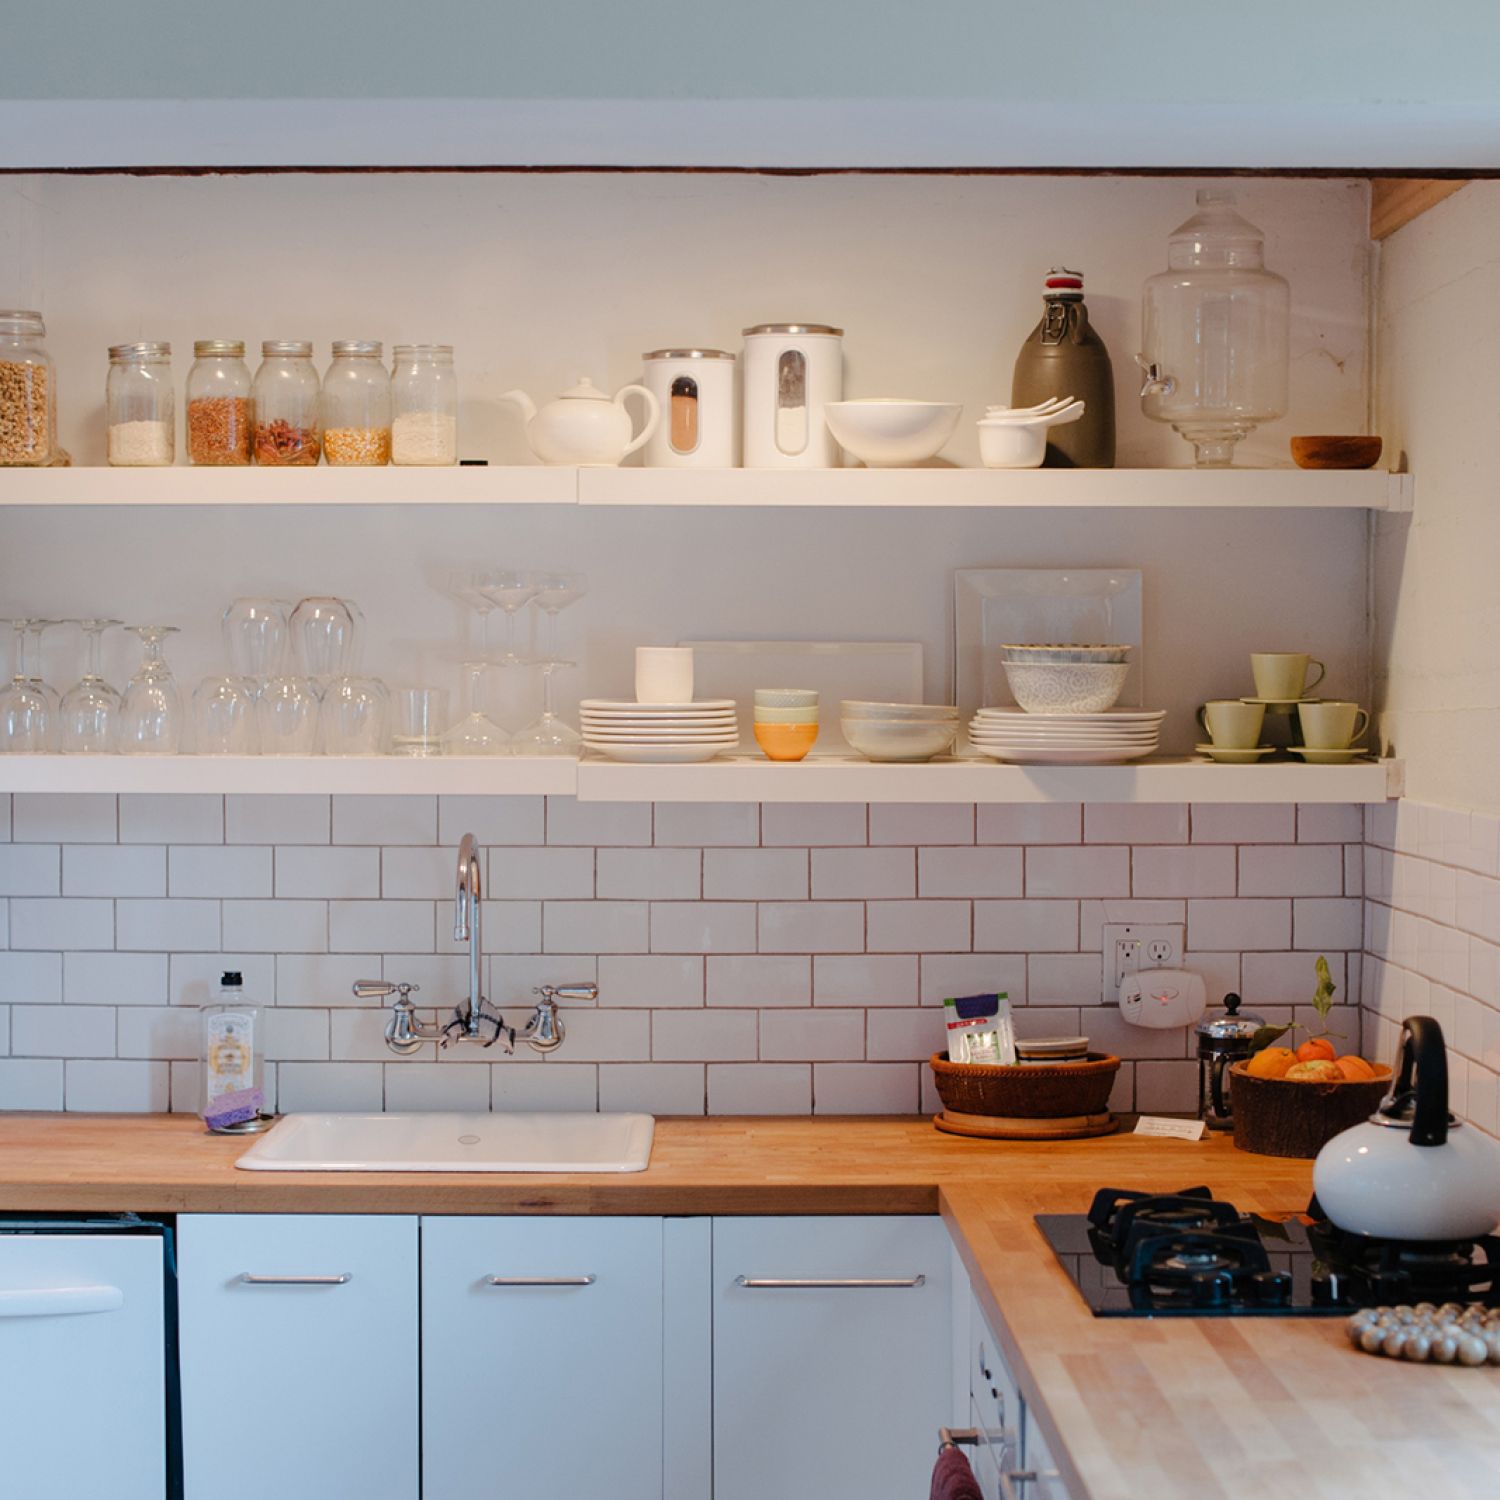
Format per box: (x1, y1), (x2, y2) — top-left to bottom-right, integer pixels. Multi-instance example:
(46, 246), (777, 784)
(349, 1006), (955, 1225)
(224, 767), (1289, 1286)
(841, 699), (959, 720)
(1001, 661), (1130, 715)
(842, 718), (959, 762)
(824, 401), (963, 467)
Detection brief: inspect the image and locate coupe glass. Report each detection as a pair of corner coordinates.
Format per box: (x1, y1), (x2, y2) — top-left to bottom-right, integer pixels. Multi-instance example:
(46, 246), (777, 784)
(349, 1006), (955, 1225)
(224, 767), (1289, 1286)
(319, 675), (390, 755)
(446, 569), (503, 656)
(512, 661), (580, 757)
(440, 661), (509, 756)
(255, 674), (319, 754)
(118, 625), (182, 754)
(477, 569), (538, 666)
(0, 618), (51, 752)
(530, 572), (587, 667)
(290, 596), (357, 691)
(193, 676), (258, 754)
(222, 598), (291, 688)
(59, 618), (123, 753)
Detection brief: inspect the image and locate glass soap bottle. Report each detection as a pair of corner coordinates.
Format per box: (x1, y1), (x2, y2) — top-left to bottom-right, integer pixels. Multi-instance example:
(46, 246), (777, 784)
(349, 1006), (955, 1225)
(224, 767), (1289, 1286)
(0, 310), (57, 466)
(200, 970), (270, 1133)
(390, 344), (457, 465)
(187, 340), (252, 465)
(1137, 190), (1290, 468)
(322, 340), (391, 465)
(252, 340), (321, 466)
(106, 342), (174, 466)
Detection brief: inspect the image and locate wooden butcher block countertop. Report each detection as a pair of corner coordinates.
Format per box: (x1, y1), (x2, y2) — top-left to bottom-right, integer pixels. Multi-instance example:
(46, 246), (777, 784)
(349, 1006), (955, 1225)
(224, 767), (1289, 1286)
(3, 1113), (1499, 1500)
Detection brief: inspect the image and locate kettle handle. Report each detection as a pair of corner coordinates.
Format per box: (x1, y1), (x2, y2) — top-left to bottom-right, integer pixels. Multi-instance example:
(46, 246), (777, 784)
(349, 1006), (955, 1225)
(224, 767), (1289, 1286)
(614, 384), (661, 458)
(1209, 1051), (1231, 1119)
(1384, 1015), (1449, 1147)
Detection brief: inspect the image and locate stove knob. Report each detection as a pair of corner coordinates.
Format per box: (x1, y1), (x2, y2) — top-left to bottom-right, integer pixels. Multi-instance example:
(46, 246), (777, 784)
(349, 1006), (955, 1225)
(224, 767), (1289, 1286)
(1251, 1270), (1292, 1306)
(1192, 1270), (1234, 1305)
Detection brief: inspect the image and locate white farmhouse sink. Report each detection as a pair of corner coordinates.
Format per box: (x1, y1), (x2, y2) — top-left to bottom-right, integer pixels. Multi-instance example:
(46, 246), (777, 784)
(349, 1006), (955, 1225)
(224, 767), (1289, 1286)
(234, 1112), (655, 1173)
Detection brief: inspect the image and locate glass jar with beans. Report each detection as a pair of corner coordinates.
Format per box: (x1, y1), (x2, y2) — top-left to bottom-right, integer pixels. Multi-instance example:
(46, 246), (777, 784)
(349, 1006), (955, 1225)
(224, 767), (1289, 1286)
(321, 340), (391, 465)
(252, 341), (321, 465)
(187, 340), (252, 465)
(0, 310), (57, 466)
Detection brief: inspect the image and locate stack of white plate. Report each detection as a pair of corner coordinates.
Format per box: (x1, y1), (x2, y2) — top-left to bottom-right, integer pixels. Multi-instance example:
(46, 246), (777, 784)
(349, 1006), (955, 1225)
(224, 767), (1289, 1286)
(580, 699), (739, 764)
(969, 708), (1166, 764)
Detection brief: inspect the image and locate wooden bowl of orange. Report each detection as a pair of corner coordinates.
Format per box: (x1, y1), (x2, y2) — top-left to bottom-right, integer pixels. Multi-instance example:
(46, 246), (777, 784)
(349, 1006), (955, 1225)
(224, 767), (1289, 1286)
(754, 721), (819, 762)
(1229, 1040), (1392, 1158)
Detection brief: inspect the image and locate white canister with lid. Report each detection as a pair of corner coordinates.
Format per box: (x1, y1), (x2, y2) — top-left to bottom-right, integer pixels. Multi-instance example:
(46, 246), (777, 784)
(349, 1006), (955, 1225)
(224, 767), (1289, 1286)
(742, 323), (843, 468)
(642, 349), (737, 467)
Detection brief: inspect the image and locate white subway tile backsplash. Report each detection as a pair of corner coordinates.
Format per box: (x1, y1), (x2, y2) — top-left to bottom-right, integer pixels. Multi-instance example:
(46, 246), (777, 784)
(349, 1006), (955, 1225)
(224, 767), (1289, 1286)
(813, 847), (916, 900)
(1293, 898), (1365, 952)
(119, 795), (221, 845)
(1077, 899), (1185, 951)
(116, 1006), (198, 1060)
(706, 955), (809, 1008)
(12, 794), (115, 843)
(654, 802), (758, 847)
(866, 1008), (939, 1062)
(703, 848), (807, 901)
(1238, 844), (1345, 897)
(451, 901), (541, 956)
(487, 844), (599, 901)
(378, 846), (452, 900)
(10, 898), (114, 951)
(1242, 951), (1346, 1007)
(545, 798), (651, 847)
(117, 899), (220, 952)
(221, 899), (324, 954)
(276, 846), (380, 900)
(867, 900), (970, 954)
(277, 1061), (384, 1112)
(1187, 899), (1292, 952)
(977, 804), (1080, 845)
(386, 1061), (489, 1111)
(1185, 951), (1241, 999)
(813, 1062), (917, 1114)
(869, 803), (973, 846)
(653, 1008), (757, 1061)
(332, 795), (437, 846)
(0, 794), (10, 841)
(1132, 845), (1237, 898)
(554, 1008), (651, 1062)
(226, 794), (330, 845)
(708, 1063), (809, 1115)
(1025, 846), (1129, 898)
(0, 844), (60, 896)
(0, 1057), (63, 1108)
(1191, 803), (1296, 844)
(62, 844), (163, 898)
(329, 899), (433, 954)
(0, 951), (63, 1004)
(920, 954), (1027, 1005)
(1297, 804), (1364, 844)
(168, 845), (271, 899)
(813, 955), (919, 1007)
(64, 952), (166, 1007)
(1085, 803), (1188, 845)
(490, 954), (597, 1008)
(264, 1007), (331, 1061)
(973, 899), (1077, 952)
(598, 1062), (703, 1115)
(65, 1059), (168, 1112)
(760, 1008), (862, 1061)
(598, 954), (704, 1007)
(761, 802), (865, 846)
(492, 1063), (600, 1113)
(12, 1003), (114, 1057)
(276, 953), (373, 1007)
(917, 847), (1023, 899)
(598, 848), (700, 900)
(169, 954), (276, 1009)
(1028, 953), (1104, 1004)
(330, 1007), (419, 1063)
(1134, 1060), (1198, 1113)
(438, 794), (544, 847)
(543, 901), (649, 954)
(758, 902), (864, 954)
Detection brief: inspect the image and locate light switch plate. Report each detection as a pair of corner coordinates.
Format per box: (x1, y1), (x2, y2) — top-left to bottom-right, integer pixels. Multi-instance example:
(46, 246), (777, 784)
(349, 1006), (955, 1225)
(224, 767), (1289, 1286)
(1103, 923), (1184, 1003)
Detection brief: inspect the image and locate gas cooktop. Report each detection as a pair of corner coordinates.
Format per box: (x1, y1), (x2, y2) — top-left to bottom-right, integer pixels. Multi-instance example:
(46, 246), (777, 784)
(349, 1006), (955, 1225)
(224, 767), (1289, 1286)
(1037, 1185), (1500, 1317)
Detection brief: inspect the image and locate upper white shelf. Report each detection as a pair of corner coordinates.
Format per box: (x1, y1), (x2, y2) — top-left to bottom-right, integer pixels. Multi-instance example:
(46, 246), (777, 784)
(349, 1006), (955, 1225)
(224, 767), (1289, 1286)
(0, 465), (1413, 511)
(0, 754), (1399, 804)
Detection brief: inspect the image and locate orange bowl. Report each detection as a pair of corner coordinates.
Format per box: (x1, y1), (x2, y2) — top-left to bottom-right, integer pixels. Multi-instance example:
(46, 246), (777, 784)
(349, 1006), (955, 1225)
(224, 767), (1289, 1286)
(754, 722), (818, 762)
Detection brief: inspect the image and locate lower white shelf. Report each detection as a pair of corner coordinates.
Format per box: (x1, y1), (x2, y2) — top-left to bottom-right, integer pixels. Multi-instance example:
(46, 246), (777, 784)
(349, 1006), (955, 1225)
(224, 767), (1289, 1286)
(0, 754), (1399, 804)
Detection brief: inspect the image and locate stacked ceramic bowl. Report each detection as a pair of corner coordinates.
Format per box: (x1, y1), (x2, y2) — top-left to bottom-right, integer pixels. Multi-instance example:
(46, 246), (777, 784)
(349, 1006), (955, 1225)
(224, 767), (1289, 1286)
(754, 689), (820, 762)
(969, 707), (1166, 764)
(998, 643), (1132, 714)
(580, 698), (739, 763)
(841, 700), (960, 762)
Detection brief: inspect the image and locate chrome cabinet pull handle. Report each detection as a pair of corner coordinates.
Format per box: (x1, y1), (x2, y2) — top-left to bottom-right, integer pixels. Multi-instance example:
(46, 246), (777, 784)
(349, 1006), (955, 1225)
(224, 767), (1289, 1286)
(483, 1275), (596, 1288)
(734, 1275), (926, 1289)
(237, 1273), (353, 1286)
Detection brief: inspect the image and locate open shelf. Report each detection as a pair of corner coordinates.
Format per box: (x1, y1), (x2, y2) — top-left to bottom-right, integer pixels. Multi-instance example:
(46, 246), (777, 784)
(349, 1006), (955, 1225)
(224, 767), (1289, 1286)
(0, 754), (1399, 804)
(0, 465), (1413, 511)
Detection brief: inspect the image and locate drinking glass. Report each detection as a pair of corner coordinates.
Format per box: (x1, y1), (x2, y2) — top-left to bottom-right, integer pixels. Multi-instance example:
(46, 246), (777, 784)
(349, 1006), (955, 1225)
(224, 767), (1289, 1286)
(290, 597), (357, 691)
(477, 569), (538, 666)
(0, 618), (51, 752)
(319, 675), (390, 755)
(222, 598), (291, 688)
(440, 662), (509, 756)
(530, 572), (587, 667)
(118, 625), (182, 754)
(391, 686), (449, 757)
(512, 662), (581, 757)
(60, 618), (123, 753)
(193, 676), (258, 754)
(254, 675), (319, 755)
(446, 570), (503, 656)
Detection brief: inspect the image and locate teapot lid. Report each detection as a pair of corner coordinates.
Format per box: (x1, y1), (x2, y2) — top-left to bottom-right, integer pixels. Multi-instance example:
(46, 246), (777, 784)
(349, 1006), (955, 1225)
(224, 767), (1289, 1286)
(558, 377), (611, 400)
(1194, 992), (1265, 1040)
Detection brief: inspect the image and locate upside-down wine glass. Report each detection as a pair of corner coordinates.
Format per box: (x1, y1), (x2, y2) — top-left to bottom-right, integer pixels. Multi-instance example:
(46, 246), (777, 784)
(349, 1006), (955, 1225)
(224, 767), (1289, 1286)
(59, 618), (123, 753)
(0, 618), (51, 752)
(118, 625), (182, 754)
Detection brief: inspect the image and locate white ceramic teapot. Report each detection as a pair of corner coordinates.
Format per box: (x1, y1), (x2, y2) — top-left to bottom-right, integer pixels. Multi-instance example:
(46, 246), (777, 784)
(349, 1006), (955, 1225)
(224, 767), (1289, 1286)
(1313, 1015), (1500, 1241)
(501, 378), (660, 466)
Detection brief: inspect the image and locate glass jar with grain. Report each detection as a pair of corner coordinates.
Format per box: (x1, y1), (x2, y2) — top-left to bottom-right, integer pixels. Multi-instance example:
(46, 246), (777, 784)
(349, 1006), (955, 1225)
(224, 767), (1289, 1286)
(390, 344), (457, 465)
(252, 341), (320, 466)
(0, 310), (57, 466)
(106, 342), (174, 466)
(321, 340), (391, 466)
(187, 340), (251, 465)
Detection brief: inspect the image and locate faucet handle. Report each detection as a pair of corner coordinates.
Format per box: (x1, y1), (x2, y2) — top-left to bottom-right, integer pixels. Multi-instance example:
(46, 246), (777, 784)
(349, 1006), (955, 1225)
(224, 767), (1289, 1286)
(353, 980), (419, 1004)
(534, 983), (598, 1005)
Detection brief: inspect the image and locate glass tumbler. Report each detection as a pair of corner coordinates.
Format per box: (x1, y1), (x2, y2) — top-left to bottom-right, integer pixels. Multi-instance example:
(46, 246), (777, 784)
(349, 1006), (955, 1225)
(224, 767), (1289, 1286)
(391, 687), (448, 756)
(194, 677), (259, 754)
(222, 597), (291, 686)
(319, 676), (389, 755)
(254, 675), (319, 755)
(290, 596), (358, 690)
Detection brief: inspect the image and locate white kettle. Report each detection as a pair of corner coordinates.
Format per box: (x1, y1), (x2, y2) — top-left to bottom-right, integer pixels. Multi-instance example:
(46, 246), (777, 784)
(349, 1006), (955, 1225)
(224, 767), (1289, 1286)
(1313, 1016), (1500, 1241)
(501, 377), (660, 466)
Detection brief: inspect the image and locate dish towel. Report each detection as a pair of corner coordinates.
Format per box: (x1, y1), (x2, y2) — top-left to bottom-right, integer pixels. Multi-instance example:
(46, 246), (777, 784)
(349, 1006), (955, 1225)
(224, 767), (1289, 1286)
(930, 1445), (984, 1500)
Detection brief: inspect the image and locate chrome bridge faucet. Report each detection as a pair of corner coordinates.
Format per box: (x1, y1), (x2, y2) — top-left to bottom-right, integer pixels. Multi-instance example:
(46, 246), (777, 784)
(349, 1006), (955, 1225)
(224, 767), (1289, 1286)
(354, 832), (597, 1057)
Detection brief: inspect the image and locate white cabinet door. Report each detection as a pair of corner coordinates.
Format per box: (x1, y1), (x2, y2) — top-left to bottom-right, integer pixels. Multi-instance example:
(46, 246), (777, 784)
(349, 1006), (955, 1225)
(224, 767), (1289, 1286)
(1, 1231), (166, 1500)
(969, 1290), (1021, 1471)
(713, 1215), (952, 1500)
(421, 1215), (668, 1500)
(1022, 1404), (1079, 1500)
(178, 1214), (418, 1500)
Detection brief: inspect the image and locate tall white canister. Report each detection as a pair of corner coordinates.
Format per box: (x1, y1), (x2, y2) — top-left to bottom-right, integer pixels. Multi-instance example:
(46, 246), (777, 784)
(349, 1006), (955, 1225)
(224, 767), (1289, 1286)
(742, 323), (844, 468)
(641, 348), (738, 467)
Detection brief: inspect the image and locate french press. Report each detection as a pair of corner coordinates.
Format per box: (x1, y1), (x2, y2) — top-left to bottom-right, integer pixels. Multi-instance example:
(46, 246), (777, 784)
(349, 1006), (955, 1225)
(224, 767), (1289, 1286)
(1195, 993), (1265, 1130)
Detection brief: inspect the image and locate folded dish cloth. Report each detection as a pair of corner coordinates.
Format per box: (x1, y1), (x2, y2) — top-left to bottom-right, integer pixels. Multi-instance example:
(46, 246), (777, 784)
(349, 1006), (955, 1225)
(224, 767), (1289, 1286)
(930, 1445), (983, 1500)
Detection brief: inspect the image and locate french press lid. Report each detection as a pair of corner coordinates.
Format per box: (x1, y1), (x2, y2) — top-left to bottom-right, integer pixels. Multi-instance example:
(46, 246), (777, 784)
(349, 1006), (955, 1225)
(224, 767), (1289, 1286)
(1194, 992), (1264, 1041)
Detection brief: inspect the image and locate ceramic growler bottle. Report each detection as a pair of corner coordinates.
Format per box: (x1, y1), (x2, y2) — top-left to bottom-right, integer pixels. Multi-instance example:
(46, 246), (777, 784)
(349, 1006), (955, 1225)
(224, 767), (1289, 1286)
(1011, 268), (1115, 468)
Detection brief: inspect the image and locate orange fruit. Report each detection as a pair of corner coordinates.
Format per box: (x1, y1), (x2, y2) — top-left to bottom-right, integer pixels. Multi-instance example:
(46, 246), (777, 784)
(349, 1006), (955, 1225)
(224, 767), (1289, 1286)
(1285, 1059), (1342, 1083)
(1334, 1056), (1377, 1082)
(1296, 1037), (1337, 1064)
(1246, 1046), (1297, 1080)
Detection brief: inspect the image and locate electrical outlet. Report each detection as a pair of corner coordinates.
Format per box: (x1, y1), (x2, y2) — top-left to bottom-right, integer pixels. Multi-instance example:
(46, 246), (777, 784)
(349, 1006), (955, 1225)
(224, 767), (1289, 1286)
(1103, 923), (1185, 1002)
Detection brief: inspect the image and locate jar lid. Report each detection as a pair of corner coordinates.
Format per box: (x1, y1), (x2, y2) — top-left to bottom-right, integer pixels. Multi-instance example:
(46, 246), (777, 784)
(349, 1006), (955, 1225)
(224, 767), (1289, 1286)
(643, 348), (736, 361)
(1043, 267), (1085, 299)
(0, 310), (45, 335)
(1194, 992), (1265, 1040)
(1015, 1036), (1089, 1058)
(261, 340), (313, 357)
(109, 341), (171, 359)
(392, 344), (453, 359)
(332, 340), (383, 357)
(741, 323), (843, 337)
(194, 339), (245, 357)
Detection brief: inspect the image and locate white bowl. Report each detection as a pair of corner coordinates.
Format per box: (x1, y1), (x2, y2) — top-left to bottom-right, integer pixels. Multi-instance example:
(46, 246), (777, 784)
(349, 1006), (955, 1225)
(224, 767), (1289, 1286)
(976, 420), (1048, 469)
(841, 718), (959, 762)
(841, 699), (958, 720)
(997, 643), (1132, 664)
(1001, 661), (1130, 715)
(754, 688), (819, 708)
(824, 401), (963, 467)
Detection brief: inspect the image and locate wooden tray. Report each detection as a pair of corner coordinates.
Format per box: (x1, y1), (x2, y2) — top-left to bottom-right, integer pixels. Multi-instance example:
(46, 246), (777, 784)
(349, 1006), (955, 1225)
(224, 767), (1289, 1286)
(934, 1108), (1118, 1141)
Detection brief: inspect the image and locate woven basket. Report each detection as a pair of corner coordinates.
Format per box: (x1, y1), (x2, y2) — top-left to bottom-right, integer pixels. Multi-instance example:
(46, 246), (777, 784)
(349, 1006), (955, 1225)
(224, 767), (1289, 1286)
(929, 1051), (1121, 1119)
(1228, 1060), (1392, 1159)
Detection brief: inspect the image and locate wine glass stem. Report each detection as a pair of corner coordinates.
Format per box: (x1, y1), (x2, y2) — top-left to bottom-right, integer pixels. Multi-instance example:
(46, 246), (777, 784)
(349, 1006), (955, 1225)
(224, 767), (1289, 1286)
(464, 662), (484, 717)
(505, 610), (517, 662)
(11, 623), (28, 683)
(540, 664), (557, 719)
(84, 625), (102, 682)
(545, 609), (559, 663)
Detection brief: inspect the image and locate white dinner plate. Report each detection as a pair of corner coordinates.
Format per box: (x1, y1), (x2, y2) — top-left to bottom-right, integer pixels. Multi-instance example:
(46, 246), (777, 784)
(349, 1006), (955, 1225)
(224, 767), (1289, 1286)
(582, 733), (740, 744)
(969, 723), (1161, 736)
(972, 744), (1157, 764)
(969, 729), (1161, 742)
(581, 718), (738, 730)
(588, 743), (731, 764)
(973, 708), (1166, 723)
(581, 698), (737, 712)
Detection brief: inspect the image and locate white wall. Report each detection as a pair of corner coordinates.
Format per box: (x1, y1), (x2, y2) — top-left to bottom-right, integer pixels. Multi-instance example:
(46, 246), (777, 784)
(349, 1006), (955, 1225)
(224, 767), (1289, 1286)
(1374, 182), (1500, 814)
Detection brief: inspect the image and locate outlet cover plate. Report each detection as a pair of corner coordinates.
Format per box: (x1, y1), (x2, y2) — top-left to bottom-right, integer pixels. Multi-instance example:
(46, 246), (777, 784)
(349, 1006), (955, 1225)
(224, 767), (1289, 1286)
(1104, 923), (1185, 1002)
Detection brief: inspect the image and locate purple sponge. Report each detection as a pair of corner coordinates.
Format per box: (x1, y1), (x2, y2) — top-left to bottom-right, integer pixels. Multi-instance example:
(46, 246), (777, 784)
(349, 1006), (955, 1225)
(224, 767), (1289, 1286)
(204, 1087), (264, 1131)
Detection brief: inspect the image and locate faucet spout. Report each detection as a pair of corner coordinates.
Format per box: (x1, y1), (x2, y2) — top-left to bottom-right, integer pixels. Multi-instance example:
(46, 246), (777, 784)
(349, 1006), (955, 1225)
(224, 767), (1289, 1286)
(455, 833), (485, 1037)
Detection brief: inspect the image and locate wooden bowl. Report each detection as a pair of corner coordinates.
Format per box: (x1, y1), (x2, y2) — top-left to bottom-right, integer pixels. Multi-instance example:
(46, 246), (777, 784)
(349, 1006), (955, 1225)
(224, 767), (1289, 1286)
(929, 1051), (1120, 1119)
(1290, 435), (1384, 470)
(1228, 1060), (1392, 1158)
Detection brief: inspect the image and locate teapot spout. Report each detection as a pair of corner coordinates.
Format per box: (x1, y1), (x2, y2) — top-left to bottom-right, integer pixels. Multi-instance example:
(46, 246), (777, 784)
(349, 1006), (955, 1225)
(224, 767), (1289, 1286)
(500, 389), (537, 425)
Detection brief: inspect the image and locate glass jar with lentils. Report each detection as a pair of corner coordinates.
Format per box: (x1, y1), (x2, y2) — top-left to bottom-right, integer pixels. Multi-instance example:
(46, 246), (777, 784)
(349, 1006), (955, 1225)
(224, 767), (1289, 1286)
(252, 341), (321, 465)
(186, 340), (252, 465)
(0, 310), (57, 466)
(321, 340), (391, 465)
